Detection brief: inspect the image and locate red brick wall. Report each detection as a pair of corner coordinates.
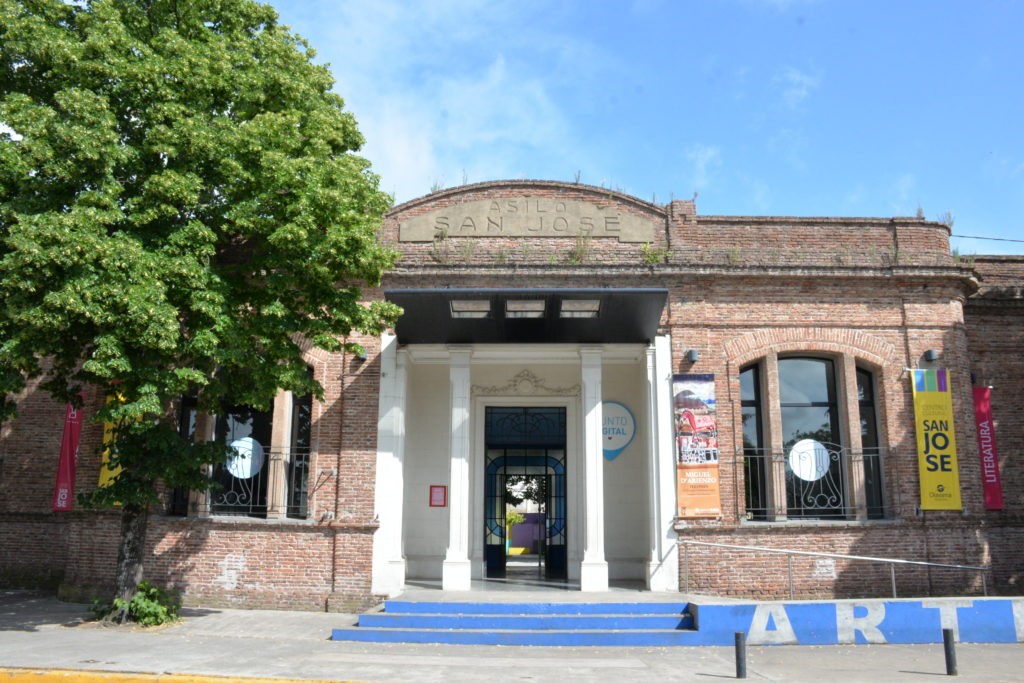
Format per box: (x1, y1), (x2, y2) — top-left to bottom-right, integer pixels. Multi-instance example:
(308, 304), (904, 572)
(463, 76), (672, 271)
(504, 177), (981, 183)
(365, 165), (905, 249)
(964, 256), (1024, 593)
(1, 181), (1019, 606)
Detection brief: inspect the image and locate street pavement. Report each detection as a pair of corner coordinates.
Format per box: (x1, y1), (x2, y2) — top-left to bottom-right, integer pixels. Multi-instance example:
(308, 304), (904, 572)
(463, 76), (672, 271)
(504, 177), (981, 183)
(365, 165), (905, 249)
(2, 589), (1024, 682)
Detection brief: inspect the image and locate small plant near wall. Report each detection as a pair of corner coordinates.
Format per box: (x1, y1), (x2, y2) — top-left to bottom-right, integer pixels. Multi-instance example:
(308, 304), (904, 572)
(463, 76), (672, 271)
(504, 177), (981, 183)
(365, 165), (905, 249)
(458, 239), (476, 263)
(641, 242), (669, 265)
(92, 580), (181, 626)
(952, 248), (976, 267)
(429, 226), (451, 264)
(566, 232), (591, 265)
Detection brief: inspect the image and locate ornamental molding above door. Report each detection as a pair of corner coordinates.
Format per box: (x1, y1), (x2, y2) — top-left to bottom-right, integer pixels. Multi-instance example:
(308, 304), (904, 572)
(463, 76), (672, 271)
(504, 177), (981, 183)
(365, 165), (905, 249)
(472, 370), (580, 397)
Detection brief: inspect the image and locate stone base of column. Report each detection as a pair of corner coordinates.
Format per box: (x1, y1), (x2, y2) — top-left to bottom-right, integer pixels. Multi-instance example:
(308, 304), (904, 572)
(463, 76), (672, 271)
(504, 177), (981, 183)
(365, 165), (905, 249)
(442, 558), (472, 591)
(371, 558), (407, 597)
(647, 559), (679, 592)
(580, 559), (609, 591)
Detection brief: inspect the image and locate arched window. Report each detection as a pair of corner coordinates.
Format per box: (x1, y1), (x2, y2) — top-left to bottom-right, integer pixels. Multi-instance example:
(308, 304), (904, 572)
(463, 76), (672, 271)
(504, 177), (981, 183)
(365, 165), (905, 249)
(741, 355), (886, 521)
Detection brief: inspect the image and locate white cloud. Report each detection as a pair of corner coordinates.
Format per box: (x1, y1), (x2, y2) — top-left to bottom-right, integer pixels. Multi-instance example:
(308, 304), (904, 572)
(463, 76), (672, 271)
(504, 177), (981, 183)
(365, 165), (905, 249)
(888, 173), (918, 215)
(767, 127), (808, 171)
(742, 176), (772, 214)
(686, 144), (723, 191)
(775, 66), (821, 109)
(274, 0), (602, 203)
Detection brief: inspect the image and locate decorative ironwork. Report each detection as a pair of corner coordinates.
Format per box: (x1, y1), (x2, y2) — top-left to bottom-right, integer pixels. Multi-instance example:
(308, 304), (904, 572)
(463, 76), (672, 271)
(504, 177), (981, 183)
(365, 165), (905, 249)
(739, 447), (890, 520)
(286, 448), (310, 519)
(209, 446), (311, 518)
(483, 406), (568, 580)
(485, 406), (566, 448)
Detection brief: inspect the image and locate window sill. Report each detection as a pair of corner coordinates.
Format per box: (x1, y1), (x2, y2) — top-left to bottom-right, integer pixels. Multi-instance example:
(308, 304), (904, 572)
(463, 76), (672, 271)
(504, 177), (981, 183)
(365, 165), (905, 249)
(736, 517), (902, 528)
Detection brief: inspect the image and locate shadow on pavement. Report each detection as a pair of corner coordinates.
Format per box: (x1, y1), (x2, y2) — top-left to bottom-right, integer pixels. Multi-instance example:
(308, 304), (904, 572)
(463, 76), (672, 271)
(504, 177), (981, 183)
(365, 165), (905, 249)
(0, 590), (92, 632)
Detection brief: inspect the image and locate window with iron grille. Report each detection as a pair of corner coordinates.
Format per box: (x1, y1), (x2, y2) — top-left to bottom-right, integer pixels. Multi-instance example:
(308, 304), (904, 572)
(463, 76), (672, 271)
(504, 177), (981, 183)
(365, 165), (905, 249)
(742, 356), (886, 521)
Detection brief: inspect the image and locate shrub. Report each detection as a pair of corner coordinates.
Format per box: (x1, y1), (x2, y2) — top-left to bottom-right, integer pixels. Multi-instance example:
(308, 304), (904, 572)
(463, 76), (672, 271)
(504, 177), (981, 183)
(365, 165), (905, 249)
(92, 580), (181, 626)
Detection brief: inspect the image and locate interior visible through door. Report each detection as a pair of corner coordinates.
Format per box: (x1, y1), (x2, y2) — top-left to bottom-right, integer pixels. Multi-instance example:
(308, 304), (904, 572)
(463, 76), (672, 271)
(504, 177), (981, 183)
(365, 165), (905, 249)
(483, 406), (567, 581)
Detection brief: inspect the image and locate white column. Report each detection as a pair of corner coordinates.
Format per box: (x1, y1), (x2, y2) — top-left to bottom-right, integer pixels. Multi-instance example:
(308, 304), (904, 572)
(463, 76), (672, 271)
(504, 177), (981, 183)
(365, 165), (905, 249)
(371, 334), (408, 596)
(579, 347), (609, 591)
(646, 336), (680, 591)
(442, 347), (473, 590)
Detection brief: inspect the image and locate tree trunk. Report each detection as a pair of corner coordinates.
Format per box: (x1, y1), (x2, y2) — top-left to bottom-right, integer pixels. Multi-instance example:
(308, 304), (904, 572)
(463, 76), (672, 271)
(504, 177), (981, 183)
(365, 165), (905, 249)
(112, 503), (149, 624)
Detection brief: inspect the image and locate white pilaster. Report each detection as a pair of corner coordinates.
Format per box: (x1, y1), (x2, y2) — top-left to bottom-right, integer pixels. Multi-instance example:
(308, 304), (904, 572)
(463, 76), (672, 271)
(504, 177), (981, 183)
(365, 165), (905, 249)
(646, 336), (680, 591)
(579, 347), (608, 591)
(372, 335), (408, 596)
(442, 347), (473, 590)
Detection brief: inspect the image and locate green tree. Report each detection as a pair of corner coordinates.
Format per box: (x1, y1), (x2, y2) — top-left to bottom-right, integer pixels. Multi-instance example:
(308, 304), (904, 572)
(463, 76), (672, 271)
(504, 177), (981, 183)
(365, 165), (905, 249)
(0, 0), (399, 621)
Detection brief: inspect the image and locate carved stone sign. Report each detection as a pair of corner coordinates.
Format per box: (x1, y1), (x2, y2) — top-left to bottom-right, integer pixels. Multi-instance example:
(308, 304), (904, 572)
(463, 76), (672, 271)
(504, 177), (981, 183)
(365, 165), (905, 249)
(399, 197), (656, 243)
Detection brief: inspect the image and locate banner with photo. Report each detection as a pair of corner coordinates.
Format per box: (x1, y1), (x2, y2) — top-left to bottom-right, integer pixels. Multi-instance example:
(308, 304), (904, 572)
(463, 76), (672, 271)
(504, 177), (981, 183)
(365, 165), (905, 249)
(911, 369), (962, 510)
(673, 373), (721, 518)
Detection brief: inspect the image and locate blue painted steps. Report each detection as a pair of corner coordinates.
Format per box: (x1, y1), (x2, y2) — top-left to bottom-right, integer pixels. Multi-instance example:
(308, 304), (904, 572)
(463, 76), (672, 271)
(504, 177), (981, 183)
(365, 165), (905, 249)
(331, 600), (697, 646)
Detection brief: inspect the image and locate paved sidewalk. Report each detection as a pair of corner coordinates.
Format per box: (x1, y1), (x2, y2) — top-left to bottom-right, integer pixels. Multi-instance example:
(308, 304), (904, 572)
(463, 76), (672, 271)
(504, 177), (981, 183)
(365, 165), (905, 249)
(2, 590), (1024, 682)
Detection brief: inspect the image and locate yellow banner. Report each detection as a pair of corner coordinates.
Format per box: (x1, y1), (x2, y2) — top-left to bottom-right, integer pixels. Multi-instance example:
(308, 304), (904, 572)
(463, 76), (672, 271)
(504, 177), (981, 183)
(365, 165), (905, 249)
(911, 369), (961, 510)
(99, 393), (124, 489)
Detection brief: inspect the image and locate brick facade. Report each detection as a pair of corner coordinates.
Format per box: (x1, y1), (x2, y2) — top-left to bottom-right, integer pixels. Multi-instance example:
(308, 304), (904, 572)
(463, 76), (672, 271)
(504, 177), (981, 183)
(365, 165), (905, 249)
(0, 180), (1020, 607)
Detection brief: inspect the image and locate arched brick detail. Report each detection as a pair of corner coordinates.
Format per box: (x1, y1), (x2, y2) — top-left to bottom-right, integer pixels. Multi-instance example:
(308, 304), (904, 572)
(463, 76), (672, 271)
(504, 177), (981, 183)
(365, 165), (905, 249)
(723, 328), (897, 371)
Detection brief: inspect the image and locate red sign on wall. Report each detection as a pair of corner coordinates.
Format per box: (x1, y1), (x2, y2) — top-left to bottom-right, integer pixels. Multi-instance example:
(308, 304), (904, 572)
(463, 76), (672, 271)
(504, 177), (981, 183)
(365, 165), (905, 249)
(429, 485), (447, 508)
(972, 387), (1005, 510)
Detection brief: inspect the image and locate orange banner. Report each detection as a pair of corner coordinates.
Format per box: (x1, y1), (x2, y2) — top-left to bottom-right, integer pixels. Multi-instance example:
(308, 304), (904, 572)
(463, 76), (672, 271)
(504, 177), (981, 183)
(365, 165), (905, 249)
(674, 374), (721, 517)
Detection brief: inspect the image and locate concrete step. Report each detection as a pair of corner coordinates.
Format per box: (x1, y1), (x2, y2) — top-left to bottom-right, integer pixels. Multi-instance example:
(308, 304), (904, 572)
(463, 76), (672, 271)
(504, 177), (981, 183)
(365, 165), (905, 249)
(331, 626), (705, 646)
(331, 600), (695, 646)
(358, 612), (694, 630)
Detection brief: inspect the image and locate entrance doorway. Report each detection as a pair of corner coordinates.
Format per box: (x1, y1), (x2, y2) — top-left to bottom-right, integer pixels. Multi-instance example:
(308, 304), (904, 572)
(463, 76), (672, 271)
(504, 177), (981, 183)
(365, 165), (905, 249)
(483, 407), (567, 581)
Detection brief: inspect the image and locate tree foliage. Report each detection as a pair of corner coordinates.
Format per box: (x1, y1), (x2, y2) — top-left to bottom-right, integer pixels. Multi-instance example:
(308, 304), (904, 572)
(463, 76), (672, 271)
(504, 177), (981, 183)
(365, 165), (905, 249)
(0, 0), (399, 614)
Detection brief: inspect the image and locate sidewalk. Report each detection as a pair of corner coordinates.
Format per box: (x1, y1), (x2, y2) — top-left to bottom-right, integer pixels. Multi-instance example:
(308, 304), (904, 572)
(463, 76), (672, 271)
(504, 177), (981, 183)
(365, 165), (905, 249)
(2, 589), (1023, 682)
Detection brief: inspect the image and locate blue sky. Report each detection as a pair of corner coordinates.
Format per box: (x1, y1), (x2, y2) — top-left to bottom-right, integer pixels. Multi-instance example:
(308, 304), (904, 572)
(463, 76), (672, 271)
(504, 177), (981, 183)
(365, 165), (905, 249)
(269, 0), (1023, 254)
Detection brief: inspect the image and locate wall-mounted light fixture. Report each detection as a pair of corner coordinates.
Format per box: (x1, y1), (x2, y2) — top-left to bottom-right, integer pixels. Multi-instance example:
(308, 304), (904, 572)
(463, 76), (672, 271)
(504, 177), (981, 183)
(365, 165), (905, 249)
(923, 349), (939, 362)
(685, 349), (700, 363)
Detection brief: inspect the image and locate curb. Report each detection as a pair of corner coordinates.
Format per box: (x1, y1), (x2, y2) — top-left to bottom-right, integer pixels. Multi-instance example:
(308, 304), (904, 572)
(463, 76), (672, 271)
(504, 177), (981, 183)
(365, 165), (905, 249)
(0, 669), (360, 683)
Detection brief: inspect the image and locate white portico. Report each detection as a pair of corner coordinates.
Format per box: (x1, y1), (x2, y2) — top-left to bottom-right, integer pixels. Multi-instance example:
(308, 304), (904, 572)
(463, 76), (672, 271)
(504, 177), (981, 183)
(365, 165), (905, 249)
(371, 289), (679, 594)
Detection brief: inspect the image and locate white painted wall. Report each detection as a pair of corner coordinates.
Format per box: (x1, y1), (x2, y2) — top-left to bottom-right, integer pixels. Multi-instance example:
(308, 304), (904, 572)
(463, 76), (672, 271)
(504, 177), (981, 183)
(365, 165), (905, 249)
(402, 363), (451, 579)
(398, 350), (656, 584)
(602, 361), (651, 580)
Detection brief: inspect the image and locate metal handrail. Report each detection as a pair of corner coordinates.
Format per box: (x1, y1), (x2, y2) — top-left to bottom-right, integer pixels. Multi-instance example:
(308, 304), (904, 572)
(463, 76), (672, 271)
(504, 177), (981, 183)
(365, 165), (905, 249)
(680, 539), (989, 599)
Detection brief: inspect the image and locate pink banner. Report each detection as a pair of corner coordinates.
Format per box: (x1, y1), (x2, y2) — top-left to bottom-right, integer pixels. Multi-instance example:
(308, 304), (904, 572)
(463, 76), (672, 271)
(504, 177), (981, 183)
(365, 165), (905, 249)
(972, 387), (1005, 511)
(52, 403), (83, 511)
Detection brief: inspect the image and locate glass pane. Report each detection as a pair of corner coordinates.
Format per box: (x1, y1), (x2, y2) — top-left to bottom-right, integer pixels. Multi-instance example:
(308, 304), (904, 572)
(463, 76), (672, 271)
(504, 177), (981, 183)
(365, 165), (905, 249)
(742, 406), (762, 451)
(860, 415), (879, 451)
(291, 393), (312, 451)
(740, 366), (758, 403)
(856, 368), (874, 403)
(216, 404), (273, 446)
(485, 407), (566, 448)
(779, 358), (834, 405)
(781, 405), (837, 449)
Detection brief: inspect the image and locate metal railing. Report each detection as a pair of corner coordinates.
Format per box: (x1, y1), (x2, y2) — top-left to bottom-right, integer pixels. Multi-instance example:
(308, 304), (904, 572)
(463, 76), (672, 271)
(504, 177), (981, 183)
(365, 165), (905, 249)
(681, 539), (989, 599)
(210, 447), (310, 519)
(738, 448), (892, 521)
